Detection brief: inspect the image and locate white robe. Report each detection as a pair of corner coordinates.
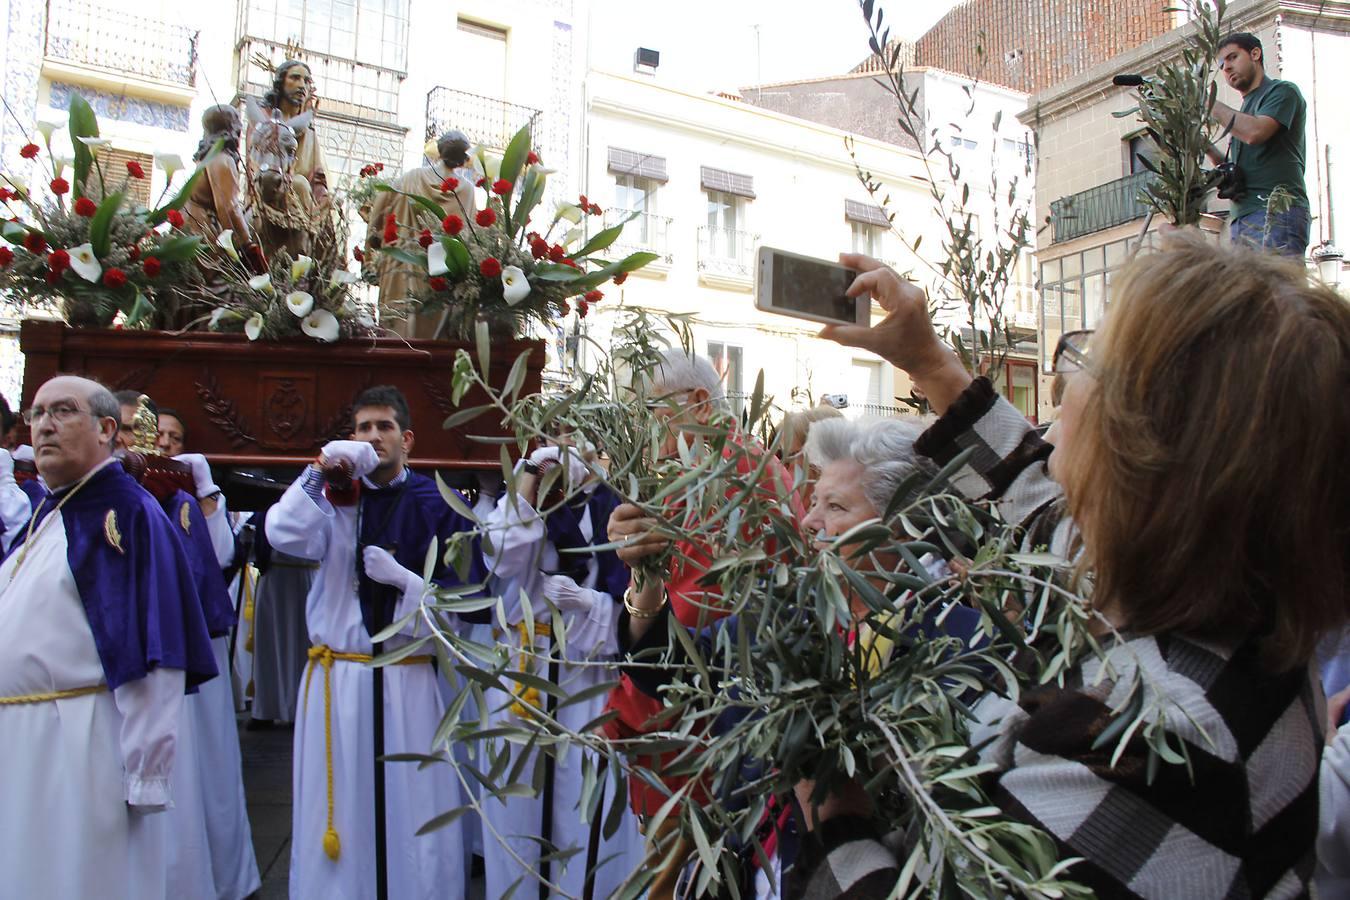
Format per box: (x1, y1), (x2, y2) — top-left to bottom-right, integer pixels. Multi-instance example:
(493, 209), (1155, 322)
(267, 474), (467, 900)
(481, 492), (645, 899)
(0, 509), (185, 899)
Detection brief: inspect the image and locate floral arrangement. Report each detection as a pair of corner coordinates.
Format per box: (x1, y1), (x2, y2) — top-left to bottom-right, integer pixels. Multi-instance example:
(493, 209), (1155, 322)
(374, 125), (656, 340)
(0, 94), (206, 329)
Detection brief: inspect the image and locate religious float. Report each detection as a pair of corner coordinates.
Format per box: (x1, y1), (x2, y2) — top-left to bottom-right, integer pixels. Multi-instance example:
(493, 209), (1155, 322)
(4, 78), (653, 491)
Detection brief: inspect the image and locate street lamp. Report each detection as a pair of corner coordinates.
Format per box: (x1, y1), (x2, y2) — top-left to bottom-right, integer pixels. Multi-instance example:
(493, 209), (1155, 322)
(1312, 242), (1344, 288)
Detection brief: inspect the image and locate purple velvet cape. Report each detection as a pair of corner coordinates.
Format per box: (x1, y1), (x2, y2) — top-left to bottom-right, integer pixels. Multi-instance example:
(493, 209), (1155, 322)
(4, 462), (218, 691)
(160, 489), (237, 638)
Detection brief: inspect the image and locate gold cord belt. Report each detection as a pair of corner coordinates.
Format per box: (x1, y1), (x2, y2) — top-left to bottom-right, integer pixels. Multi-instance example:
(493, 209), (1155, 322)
(303, 644), (433, 861)
(493, 621), (552, 720)
(0, 683), (107, 705)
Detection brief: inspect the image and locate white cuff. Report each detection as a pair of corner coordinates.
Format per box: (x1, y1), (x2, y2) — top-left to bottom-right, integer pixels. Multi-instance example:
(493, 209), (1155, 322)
(125, 773), (172, 810)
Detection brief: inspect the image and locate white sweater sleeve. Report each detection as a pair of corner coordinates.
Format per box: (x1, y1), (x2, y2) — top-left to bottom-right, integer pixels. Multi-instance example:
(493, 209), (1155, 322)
(113, 667), (186, 810)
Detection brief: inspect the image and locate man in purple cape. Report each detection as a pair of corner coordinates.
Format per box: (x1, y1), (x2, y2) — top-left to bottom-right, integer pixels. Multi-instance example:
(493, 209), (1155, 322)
(0, 375), (216, 900)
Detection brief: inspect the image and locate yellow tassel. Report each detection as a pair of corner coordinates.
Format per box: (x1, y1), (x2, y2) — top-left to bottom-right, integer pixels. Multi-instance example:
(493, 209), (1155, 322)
(509, 621), (551, 720)
(245, 635), (254, 653)
(323, 827), (341, 860)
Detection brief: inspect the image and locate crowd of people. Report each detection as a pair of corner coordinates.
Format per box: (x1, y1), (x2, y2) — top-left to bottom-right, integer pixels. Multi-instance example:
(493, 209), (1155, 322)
(0, 223), (1346, 900)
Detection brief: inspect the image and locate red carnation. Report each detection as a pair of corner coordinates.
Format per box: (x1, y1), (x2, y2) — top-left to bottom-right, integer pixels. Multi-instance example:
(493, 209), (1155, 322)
(438, 177), (459, 192)
(475, 208), (496, 227)
(548, 244), (566, 263)
(45, 269), (61, 285)
(560, 258), (580, 269)
(23, 232), (46, 254)
(353, 246), (365, 262)
(526, 151), (540, 165)
(50, 178), (69, 195)
(491, 179), (512, 196)
(588, 203), (602, 216)
(47, 249), (70, 274)
(19, 143), (39, 159)
(126, 160), (145, 179)
(103, 268), (128, 289)
(142, 256), (162, 277)
(584, 289), (603, 303)
(475, 177), (486, 188)
(0, 187), (14, 202)
(166, 209), (184, 228)
(74, 196), (97, 217)
(417, 228), (434, 248)
(559, 300), (570, 316)
(529, 237), (548, 259)
(376, 163), (384, 171)
(578, 299), (589, 319)
(614, 271), (628, 285)
(428, 276), (448, 292)
(0, 246), (12, 267)
(579, 194), (589, 207)
(479, 257), (502, 278)
(382, 213), (398, 244)
(442, 214), (463, 235)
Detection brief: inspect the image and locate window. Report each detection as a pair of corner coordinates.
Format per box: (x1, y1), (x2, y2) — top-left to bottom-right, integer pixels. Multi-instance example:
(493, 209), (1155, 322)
(1127, 133), (1158, 175)
(705, 190), (745, 258)
(707, 341), (744, 416)
(456, 19), (508, 101)
(1039, 237), (1138, 372)
(242, 0), (410, 73)
(850, 221), (883, 258)
(849, 359), (885, 414)
(989, 359), (1038, 422)
(616, 173), (658, 235)
(1002, 137), (1034, 168)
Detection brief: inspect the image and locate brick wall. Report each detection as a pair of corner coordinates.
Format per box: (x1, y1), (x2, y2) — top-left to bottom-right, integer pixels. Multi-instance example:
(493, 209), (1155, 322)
(913, 0), (1173, 95)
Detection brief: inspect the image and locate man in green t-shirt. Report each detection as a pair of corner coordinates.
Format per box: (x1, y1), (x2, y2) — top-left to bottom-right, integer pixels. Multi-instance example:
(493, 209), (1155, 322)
(1205, 32), (1310, 258)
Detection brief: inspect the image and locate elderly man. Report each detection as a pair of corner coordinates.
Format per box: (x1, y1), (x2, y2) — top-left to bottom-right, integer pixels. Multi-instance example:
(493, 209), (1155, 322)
(603, 349), (802, 899)
(112, 390), (260, 900)
(0, 375), (216, 899)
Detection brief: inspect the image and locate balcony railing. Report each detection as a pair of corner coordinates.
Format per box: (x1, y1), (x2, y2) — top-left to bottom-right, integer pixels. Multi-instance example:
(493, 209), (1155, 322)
(44, 0), (197, 86)
(602, 209), (673, 264)
(1050, 171), (1154, 243)
(425, 87), (541, 152)
(697, 226), (758, 279)
(236, 38), (403, 128)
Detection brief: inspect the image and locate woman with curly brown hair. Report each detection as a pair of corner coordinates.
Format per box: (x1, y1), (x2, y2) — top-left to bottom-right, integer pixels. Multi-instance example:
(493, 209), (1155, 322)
(797, 232), (1350, 899)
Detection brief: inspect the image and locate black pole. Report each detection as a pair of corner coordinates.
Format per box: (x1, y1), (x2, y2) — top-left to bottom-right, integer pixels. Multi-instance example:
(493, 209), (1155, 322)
(582, 756), (609, 900)
(538, 651), (561, 900)
(373, 642), (388, 900)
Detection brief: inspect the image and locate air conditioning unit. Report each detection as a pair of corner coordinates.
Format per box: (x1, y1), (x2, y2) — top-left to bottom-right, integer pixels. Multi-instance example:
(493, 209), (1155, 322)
(635, 47), (660, 74)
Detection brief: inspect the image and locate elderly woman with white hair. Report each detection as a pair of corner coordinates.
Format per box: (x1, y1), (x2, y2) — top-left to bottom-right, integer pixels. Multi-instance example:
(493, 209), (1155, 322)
(616, 414), (978, 898)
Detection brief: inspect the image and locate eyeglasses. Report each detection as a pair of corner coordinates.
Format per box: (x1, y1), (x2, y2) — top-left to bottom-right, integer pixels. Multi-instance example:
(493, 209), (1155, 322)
(22, 401), (93, 426)
(1052, 329), (1095, 376)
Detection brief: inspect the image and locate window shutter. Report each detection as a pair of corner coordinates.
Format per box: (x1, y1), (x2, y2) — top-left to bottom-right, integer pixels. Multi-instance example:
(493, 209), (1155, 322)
(844, 199), (890, 227)
(91, 148), (155, 207)
(607, 147), (668, 183)
(700, 166), (754, 199)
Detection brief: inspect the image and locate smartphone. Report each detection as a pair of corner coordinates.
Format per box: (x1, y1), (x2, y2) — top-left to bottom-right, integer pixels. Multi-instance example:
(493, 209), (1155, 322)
(755, 247), (869, 327)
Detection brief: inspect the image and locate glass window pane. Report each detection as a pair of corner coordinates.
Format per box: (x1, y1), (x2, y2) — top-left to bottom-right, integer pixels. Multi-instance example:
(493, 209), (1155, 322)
(1041, 285), (1062, 373)
(1084, 273), (1106, 327)
(1081, 245), (1104, 273)
(1105, 240), (1127, 269)
(1040, 259), (1060, 285)
(1062, 253), (1082, 279)
(1062, 279), (1082, 333)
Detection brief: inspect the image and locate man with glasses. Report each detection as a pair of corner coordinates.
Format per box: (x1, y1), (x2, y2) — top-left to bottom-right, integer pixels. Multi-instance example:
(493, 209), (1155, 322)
(0, 375), (217, 899)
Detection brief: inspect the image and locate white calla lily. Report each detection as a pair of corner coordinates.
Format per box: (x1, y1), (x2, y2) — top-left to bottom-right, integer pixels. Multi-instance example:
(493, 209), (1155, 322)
(555, 202), (584, 225)
(76, 137), (112, 149)
(248, 273), (274, 295)
(329, 269), (361, 288)
(216, 230), (240, 261)
(427, 241), (449, 277)
(35, 119), (64, 142)
(52, 155), (73, 176)
(562, 227), (585, 247)
(155, 153), (185, 180)
(285, 290), (314, 317)
(481, 154), (502, 181)
(208, 308), (230, 329)
(244, 313), (264, 341)
(68, 243), (102, 282)
(301, 309), (340, 342)
(291, 255), (314, 280)
(500, 266), (530, 306)
(466, 144), (487, 170)
(5, 175), (26, 195)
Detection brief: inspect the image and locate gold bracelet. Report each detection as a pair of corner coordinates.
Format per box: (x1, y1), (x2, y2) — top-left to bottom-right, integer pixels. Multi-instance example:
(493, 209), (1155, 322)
(624, 588), (665, 620)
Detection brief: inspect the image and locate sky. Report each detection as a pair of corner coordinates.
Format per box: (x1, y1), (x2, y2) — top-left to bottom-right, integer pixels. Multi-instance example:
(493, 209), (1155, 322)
(587, 0), (963, 96)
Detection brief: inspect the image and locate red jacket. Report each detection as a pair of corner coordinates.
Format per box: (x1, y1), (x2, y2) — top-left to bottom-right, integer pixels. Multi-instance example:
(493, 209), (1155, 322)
(602, 432), (803, 816)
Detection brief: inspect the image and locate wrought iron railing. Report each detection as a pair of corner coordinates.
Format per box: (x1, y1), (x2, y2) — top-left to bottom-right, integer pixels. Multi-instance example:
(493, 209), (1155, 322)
(697, 226), (758, 278)
(44, 0), (197, 86)
(602, 209), (673, 263)
(1050, 171), (1154, 243)
(425, 87), (541, 151)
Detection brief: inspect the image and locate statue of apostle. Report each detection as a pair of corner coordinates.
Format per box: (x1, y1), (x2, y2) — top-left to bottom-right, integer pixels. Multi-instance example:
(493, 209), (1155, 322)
(184, 105), (266, 274)
(364, 130), (478, 340)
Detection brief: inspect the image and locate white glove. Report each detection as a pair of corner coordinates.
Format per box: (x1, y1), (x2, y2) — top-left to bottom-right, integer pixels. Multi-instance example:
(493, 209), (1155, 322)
(363, 545), (423, 597)
(12, 445), (33, 463)
(541, 573), (601, 615)
(173, 452), (219, 499)
(321, 440), (379, 479)
(525, 445), (593, 488)
(0, 449), (13, 485)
